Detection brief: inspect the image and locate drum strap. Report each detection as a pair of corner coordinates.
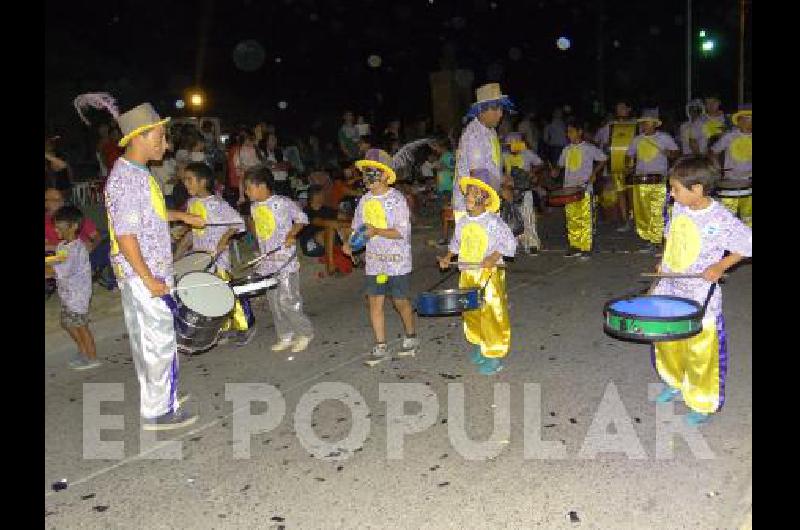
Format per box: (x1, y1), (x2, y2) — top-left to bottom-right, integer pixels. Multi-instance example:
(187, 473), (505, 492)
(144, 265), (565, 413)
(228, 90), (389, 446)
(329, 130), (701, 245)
(701, 283), (717, 315)
(425, 267), (459, 292)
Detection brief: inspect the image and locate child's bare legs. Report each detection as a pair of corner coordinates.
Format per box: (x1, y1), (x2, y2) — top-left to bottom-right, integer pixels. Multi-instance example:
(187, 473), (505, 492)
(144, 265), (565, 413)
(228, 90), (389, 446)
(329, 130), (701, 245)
(368, 295), (386, 343)
(391, 298), (415, 336)
(63, 325), (85, 357)
(77, 326), (97, 360)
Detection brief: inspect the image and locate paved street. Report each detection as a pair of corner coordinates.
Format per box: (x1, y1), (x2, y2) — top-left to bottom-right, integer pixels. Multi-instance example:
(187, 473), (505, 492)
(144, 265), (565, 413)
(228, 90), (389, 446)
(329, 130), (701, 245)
(44, 210), (752, 529)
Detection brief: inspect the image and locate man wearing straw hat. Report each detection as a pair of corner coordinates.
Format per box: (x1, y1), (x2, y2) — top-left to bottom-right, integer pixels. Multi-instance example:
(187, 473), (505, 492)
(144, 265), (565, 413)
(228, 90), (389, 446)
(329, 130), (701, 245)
(625, 108), (679, 253)
(453, 83), (514, 224)
(710, 104), (752, 226)
(75, 94), (204, 430)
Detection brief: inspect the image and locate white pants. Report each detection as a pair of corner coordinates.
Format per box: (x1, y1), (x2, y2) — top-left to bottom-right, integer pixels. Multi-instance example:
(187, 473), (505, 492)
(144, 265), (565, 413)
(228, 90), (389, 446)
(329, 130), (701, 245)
(119, 276), (180, 419)
(266, 271), (314, 342)
(519, 191), (541, 250)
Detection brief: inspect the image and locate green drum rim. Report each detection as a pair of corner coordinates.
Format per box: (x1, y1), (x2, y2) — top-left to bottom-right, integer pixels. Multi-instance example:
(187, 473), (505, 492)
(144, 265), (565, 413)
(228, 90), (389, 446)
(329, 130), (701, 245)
(602, 295), (705, 343)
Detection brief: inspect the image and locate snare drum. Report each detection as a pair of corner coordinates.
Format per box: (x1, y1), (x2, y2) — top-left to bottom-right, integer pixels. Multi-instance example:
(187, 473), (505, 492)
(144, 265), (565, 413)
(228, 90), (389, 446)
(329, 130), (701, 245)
(603, 295), (704, 342)
(229, 273), (278, 298)
(715, 179), (752, 198)
(172, 271), (236, 354)
(625, 174), (665, 185)
(173, 251), (214, 279)
(547, 186), (585, 207)
(416, 288), (482, 316)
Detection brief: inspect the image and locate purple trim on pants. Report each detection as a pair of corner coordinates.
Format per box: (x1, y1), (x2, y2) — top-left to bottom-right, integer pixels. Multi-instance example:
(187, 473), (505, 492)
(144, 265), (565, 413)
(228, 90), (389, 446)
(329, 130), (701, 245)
(167, 352), (178, 413)
(716, 313), (728, 411)
(240, 296), (255, 328)
(662, 183), (672, 234)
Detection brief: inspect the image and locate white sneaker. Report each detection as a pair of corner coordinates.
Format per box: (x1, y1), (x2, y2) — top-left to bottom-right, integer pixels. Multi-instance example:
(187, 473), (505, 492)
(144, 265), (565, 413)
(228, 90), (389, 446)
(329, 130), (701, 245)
(397, 336), (419, 357)
(291, 336), (312, 353)
(364, 343), (390, 367)
(271, 338), (295, 351)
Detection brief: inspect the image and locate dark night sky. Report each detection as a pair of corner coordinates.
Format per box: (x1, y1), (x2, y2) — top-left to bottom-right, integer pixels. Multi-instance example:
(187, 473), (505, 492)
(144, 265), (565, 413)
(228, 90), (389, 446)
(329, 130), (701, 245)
(46, 0), (749, 137)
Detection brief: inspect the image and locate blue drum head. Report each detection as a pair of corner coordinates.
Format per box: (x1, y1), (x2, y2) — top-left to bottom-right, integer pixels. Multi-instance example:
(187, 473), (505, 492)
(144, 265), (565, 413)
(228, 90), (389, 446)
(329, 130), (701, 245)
(609, 296), (699, 318)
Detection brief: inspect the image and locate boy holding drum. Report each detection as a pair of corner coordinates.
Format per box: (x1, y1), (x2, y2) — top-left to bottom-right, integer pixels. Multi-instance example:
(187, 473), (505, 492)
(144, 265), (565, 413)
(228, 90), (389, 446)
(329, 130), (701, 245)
(650, 156), (752, 425)
(437, 169), (517, 375)
(555, 119), (607, 259)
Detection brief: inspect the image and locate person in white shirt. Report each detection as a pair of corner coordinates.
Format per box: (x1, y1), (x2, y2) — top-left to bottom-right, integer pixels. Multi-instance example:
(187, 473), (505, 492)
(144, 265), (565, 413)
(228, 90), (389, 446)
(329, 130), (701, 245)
(680, 99), (707, 155)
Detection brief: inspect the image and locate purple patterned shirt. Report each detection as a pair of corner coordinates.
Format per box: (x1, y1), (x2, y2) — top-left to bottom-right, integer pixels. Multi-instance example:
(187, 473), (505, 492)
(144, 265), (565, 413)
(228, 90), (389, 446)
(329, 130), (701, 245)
(251, 195), (308, 277)
(53, 239), (92, 315)
(186, 195), (245, 272)
(654, 200), (752, 318)
(557, 141), (608, 187)
(105, 157), (173, 281)
(449, 211), (517, 269)
(626, 132), (679, 176)
(453, 119), (503, 211)
(711, 130), (752, 180)
(352, 187), (412, 276)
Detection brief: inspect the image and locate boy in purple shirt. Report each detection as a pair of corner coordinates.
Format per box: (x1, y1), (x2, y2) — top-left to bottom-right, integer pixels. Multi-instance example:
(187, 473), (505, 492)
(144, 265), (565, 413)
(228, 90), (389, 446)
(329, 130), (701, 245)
(556, 120), (607, 258)
(343, 149), (419, 366)
(45, 206), (101, 370)
(625, 109), (679, 252)
(244, 165), (314, 353)
(438, 169), (517, 375)
(650, 156), (752, 425)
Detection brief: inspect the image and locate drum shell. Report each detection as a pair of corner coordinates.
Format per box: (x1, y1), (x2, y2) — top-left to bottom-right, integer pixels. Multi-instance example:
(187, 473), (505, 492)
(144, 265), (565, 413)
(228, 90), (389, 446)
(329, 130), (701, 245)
(547, 187), (585, 207)
(173, 300), (230, 353)
(714, 179), (752, 198)
(173, 251), (214, 280)
(625, 174), (665, 185)
(602, 295), (704, 343)
(416, 288), (481, 316)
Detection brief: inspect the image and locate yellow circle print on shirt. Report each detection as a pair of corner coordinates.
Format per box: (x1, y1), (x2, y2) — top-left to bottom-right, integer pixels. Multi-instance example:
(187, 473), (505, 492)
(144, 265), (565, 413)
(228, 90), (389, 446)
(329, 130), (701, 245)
(188, 200), (208, 236)
(730, 135), (752, 163)
(663, 215), (701, 272)
(459, 222), (489, 264)
(637, 138), (660, 163)
(149, 175), (167, 221)
(702, 119), (724, 139)
(565, 146), (583, 172)
(490, 136), (502, 168)
(252, 204), (277, 241)
(364, 199), (388, 229)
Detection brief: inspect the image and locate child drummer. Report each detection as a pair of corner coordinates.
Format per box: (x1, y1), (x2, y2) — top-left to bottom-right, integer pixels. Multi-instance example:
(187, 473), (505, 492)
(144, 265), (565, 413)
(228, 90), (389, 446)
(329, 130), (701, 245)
(342, 149), (419, 366)
(625, 109), (680, 253)
(244, 165), (314, 353)
(437, 169), (516, 375)
(175, 162), (255, 346)
(710, 104), (752, 227)
(555, 119), (607, 259)
(650, 156), (752, 425)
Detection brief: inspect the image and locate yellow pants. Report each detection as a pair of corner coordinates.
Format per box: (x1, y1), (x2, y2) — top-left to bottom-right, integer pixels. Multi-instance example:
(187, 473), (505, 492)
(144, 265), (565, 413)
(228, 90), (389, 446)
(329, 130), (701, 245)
(460, 268), (510, 358)
(216, 269), (251, 332)
(719, 196), (752, 227)
(632, 183), (667, 244)
(653, 315), (727, 414)
(565, 193), (592, 252)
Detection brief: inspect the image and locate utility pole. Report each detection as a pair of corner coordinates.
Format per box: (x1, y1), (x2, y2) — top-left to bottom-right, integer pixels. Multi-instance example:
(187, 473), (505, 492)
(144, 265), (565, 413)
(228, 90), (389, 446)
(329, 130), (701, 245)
(686, 0), (692, 103)
(596, 0), (605, 114)
(738, 0), (747, 105)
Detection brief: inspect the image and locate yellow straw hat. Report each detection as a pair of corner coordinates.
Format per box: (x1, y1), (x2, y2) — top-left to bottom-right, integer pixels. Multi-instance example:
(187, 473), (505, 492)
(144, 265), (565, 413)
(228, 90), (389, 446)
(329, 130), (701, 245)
(731, 104), (752, 124)
(355, 148), (397, 184)
(458, 169), (500, 213)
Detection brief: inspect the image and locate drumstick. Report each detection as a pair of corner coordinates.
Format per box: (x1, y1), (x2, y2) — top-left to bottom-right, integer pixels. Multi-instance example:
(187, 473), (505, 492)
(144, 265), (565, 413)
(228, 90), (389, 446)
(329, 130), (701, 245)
(240, 246), (282, 268)
(172, 281), (229, 292)
(641, 272), (728, 279)
(202, 222), (245, 227)
(447, 262), (507, 269)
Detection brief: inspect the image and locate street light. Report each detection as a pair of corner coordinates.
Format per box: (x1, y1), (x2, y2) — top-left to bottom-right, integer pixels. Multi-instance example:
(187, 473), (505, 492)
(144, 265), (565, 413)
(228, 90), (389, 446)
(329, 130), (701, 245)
(190, 93), (203, 108)
(701, 39), (715, 52)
